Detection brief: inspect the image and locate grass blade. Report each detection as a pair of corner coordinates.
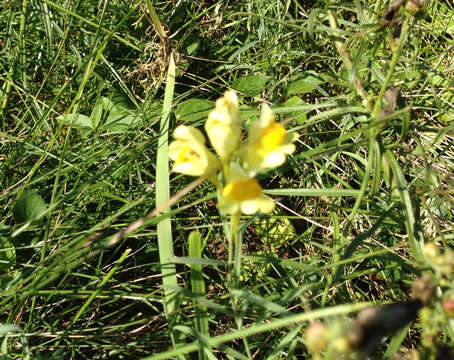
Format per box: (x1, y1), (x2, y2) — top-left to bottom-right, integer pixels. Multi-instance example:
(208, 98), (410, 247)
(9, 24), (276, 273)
(188, 231), (210, 359)
(156, 52), (183, 346)
(264, 188), (360, 197)
(143, 302), (372, 360)
(384, 150), (425, 265)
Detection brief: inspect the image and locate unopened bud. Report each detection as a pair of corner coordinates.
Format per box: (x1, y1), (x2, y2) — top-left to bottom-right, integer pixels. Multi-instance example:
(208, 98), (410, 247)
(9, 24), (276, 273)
(442, 298), (454, 318)
(405, 0), (428, 15)
(424, 242), (440, 259)
(334, 337), (350, 353)
(305, 322), (327, 354)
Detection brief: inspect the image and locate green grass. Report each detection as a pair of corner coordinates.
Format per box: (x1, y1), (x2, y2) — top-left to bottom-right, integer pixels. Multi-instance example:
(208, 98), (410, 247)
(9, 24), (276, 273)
(1, 0), (453, 359)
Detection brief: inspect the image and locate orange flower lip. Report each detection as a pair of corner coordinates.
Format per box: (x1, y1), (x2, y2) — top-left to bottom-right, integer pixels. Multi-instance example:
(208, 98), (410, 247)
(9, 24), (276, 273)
(223, 178), (262, 201)
(260, 122), (286, 151)
(175, 146), (200, 165)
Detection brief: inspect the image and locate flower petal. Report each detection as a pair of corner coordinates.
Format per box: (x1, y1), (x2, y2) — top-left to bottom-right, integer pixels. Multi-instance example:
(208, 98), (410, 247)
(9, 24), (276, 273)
(281, 143), (296, 155)
(256, 195), (275, 214)
(245, 104), (298, 173)
(173, 125), (206, 143)
(205, 118), (240, 160)
(168, 141), (186, 160)
(261, 151), (286, 168)
(241, 200), (259, 215)
(169, 126), (219, 177)
(173, 161), (203, 176)
(259, 104), (275, 127)
(218, 198), (240, 215)
(227, 162), (249, 183)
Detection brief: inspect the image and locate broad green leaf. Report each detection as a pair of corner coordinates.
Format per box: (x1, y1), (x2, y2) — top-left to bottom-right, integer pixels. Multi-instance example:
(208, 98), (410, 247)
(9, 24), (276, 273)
(102, 96), (115, 111)
(175, 99), (214, 123)
(12, 190), (47, 223)
(286, 71), (329, 94)
(284, 96), (307, 122)
(255, 215), (295, 252)
(242, 209), (296, 281)
(102, 96), (139, 132)
(431, 74), (444, 86)
(90, 97), (104, 128)
(448, 19), (454, 35)
(103, 107), (137, 131)
(0, 237), (15, 272)
(57, 113), (92, 129)
(395, 70), (420, 89)
(110, 90), (133, 111)
(232, 73), (270, 96)
(183, 34), (200, 55)
(440, 112), (454, 123)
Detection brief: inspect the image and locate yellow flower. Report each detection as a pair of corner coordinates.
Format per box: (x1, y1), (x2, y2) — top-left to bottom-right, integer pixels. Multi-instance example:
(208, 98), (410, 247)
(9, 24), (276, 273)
(168, 125), (219, 177)
(218, 163), (275, 215)
(246, 104), (298, 174)
(205, 90), (241, 161)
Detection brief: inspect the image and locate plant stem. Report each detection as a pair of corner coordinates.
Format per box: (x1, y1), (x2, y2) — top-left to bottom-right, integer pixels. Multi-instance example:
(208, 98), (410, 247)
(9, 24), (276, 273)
(227, 212), (240, 288)
(372, 16), (410, 118)
(229, 212), (252, 357)
(327, 9), (372, 111)
(231, 212), (241, 288)
(19, 0), (29, 89)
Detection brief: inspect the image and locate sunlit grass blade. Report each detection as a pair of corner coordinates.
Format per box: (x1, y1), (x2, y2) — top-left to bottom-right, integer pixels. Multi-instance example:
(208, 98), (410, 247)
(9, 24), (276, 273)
(264, 188), (360, 197)
(156, 52), (183, 347)
(68, 248), (131, 328)
(188, 231), (210, 359)
(39, 2), (53, 58)
(384, 150), (425, 265)
(264, 324), (303, 360)
(143, 302), (372, 360)
(232, 289), (289, 315)
(0, 325), (30, 360)
(383, 323), (412, 358)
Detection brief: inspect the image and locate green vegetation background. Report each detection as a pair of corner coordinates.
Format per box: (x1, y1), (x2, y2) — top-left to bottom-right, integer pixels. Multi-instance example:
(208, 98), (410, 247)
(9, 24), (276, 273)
(0, 0), (453, 359)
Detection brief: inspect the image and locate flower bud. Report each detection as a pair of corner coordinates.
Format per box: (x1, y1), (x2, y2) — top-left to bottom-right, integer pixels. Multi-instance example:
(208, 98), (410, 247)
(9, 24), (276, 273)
(424, 242), (440, 259)
(305, 322), (328, 354)
(442, 298), (454, 318)
(405, 0), (428, 16)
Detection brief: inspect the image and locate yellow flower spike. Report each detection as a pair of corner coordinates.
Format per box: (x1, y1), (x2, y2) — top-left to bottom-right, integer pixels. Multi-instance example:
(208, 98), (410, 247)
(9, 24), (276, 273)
(246, 103), (298, 175)
(169, 125), (219, 177)
(205, 90), (241, 161)
(218, 163), (275, 215)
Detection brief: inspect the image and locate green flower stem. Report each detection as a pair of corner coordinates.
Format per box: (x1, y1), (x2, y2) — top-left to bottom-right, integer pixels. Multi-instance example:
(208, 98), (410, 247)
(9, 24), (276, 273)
(342, 15), (410, 239)
(227, 212), (240, 287)
(229, 211), (252, 358)
(222, 162), (229, 182)
(327, 8), (372, 111)
(372, 16), (410, 118)
(231, 212), (241, 288)
(19, 0), (29, 89)
(342, 136), (375, 238)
